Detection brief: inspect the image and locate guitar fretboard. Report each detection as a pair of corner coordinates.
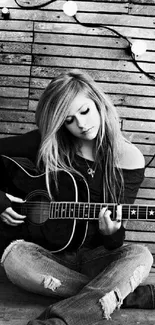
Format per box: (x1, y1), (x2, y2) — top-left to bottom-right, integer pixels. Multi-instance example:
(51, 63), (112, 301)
(14, 201), (155, 223)
(49, 202), (155, 221)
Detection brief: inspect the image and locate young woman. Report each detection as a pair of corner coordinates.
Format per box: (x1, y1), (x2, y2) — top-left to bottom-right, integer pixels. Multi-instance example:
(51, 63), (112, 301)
(0, 70), (153, 324)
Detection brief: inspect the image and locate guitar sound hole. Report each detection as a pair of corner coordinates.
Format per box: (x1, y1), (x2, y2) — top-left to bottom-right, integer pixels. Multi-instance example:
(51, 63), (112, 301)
(24, 191), (51, 225)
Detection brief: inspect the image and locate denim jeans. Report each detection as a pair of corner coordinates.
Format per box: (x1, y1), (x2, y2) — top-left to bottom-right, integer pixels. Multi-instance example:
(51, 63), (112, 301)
(1, 240), (153, 324)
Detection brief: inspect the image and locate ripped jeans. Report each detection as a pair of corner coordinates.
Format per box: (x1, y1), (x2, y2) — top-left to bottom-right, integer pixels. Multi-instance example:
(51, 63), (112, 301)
(1, 240), (153, 325)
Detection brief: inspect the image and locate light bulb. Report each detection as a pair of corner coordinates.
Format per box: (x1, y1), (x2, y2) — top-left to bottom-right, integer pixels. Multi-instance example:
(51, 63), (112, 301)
(63, 1), (77, 17)
(131, 40), (147, 56)
(1, 7), (10, 19)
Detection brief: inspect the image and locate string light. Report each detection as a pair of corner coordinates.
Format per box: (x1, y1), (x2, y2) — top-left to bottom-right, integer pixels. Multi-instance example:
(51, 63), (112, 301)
(1, 7), (10, 19)
(71, 7), (155, 81)
(63, 1), (77, 17)
(2, 0), (155, 166)
(131, 40), (147, 57)
(9, 0), (155, 81)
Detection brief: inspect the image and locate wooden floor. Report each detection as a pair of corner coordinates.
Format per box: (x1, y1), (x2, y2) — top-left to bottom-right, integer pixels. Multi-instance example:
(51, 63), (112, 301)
(1, 266), (155, 325)
(0, 266), (53, 325)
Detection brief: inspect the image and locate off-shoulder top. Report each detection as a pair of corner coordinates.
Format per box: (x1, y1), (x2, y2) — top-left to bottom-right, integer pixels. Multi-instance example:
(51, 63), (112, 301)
(0, 129), (145, 251)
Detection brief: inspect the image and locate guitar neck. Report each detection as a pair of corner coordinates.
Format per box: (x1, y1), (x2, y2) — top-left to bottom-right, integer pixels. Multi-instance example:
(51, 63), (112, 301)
(4, 154), (154, 222)
(13, 201), (155, 222)
(50, 202), (155, 221)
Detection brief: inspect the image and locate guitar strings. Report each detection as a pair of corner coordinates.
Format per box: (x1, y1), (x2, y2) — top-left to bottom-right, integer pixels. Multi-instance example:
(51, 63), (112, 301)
(12, 202), (155, 210)
(12, 202), (154, 220)
(13, 202), (155, 209)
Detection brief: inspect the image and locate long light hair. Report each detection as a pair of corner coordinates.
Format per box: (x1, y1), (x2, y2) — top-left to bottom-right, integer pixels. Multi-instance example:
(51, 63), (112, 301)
(35, 69), (124, 203)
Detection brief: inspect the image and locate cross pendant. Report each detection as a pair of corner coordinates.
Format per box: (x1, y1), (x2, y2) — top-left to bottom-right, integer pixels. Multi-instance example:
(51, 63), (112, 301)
(87, 168), (95, 178)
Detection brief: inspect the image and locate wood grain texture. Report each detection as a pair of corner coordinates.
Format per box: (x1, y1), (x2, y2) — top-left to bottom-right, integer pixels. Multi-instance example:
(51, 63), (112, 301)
(0, 0), (154, 200)
(0, 7), (155, 324)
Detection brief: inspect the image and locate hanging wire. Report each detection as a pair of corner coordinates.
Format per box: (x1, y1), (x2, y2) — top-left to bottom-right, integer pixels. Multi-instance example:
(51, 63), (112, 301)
(73, 14), (155, 168)
(73, 15), (155, 82)
(14, 0), (56, 9)
(14, 0), (155, 166)
(131, 51), (155, 81)
(73, 15), (131, 45)
(145, 154), (155, 168)
(14, 0), (155, 81)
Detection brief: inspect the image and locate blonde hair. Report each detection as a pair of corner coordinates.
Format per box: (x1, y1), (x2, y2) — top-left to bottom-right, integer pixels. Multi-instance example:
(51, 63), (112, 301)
(35, 69), (124, 203)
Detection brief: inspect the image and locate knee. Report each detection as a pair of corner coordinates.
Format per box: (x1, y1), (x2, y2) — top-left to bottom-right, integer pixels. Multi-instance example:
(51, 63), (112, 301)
(1, 239), (26, 265)
(129, 243), (153, 267)
(140, 245), (153, 266)
(0, 240), (61, 295)
(1, 239), (40, 274)
(126, 244), (153, 289)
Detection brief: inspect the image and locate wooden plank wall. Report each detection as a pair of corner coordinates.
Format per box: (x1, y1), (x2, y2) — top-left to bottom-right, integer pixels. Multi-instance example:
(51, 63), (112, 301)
(0, 0), (155, 254)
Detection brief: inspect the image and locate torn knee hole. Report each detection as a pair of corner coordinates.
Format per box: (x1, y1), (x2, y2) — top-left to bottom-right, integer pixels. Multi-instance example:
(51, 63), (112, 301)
(99, 288), (123, 320)
(130, 265), (146, 292)
(43, 275), (61, 291)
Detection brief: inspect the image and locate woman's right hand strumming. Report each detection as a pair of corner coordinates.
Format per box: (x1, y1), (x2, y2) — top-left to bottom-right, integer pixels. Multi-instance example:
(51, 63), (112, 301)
(1, 193), (26, 226)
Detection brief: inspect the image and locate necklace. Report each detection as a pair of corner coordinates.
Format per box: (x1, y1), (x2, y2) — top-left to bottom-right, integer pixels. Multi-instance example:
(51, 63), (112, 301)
(84, 158), (97, 178)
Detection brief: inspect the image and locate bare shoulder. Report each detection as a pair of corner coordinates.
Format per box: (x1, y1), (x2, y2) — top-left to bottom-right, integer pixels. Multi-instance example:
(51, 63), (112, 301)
(118, 139), (145, 169)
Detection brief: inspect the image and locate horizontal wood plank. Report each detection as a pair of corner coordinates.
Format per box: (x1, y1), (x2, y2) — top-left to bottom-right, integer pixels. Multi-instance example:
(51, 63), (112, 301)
(0, 54), (32, 65)
(0, 76), (29, 87)
(31, 55), (155, 74)
(111, 94), (155, 108)
(0, 97), (28, 109)
(0, 64), (30, 76)
(0, 122), (35, 134)
(0, 87), (29, 98)
(123, 120), (155, 133)
(30, 66), (154, 85)
(32, 44), (155, 66)
(33, 22), (155, 48)
(0, 110), (35, 123)
(123, 132), (155, 146)
(126, 221), (155, 232)
(129, 3), (155, 16)
(0, 20), (33, 31)
(0, 42), (32, 54)
(0, 31), (33, 42)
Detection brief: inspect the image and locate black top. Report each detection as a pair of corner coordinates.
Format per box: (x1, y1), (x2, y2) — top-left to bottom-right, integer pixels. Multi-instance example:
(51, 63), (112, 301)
(0, 129), (145, 252)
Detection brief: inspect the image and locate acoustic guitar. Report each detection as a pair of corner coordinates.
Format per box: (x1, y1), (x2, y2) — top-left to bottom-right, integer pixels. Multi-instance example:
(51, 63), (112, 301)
(1, 155), (155, 252)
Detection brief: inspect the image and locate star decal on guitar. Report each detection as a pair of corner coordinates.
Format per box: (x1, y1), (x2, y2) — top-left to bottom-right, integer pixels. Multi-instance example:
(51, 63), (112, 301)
(131, 209), (136, 215)
(129, 206), (138, 219)
(147, 207), (155, 220)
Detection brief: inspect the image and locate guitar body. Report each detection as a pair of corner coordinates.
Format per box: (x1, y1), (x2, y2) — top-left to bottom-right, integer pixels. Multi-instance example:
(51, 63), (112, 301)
(1, 155), (89, 252)
(1, 156), (155, 253)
